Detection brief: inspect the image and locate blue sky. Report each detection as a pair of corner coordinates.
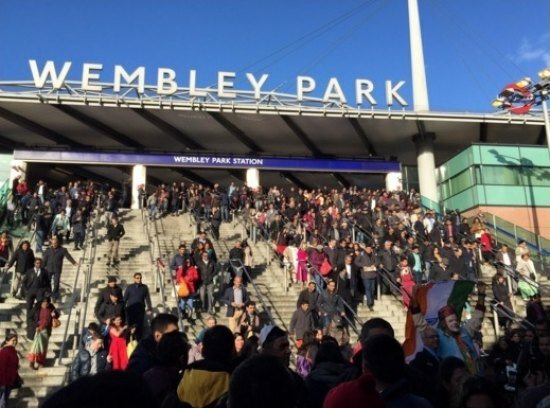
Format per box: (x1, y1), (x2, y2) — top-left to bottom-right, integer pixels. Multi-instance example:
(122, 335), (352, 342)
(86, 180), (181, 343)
(0, 0), (548, 113)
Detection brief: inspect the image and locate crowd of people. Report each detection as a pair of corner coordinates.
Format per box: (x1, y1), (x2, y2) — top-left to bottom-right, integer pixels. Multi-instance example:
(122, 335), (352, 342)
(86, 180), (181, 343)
(0, 179), (549, 407)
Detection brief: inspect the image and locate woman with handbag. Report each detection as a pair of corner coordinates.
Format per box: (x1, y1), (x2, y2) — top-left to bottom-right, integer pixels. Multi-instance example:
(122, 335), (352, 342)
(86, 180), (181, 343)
(176, 259), (199, 321)
(27, 297), (59, 370)
(0, 333), (20, 408)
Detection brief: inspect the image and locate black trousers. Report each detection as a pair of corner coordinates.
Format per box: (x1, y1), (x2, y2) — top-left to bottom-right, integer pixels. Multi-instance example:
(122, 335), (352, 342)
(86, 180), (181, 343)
(126, 303), (146, 340)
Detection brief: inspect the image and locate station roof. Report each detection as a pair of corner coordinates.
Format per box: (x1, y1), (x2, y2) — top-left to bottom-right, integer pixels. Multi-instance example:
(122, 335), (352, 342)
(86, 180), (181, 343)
(0, 91), (545, 188)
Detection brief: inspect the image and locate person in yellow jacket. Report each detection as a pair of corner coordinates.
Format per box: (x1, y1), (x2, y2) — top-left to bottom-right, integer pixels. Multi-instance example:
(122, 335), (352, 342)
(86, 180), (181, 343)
(177, 325), (234, 408)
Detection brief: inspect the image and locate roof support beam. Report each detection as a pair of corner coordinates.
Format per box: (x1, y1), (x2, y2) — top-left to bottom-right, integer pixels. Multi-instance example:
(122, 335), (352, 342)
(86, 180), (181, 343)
(0, 133), (23, 150)
(0, 106), (86, 148)
(227, 170), (246, 182)
(173, 168), (213, 187)
(280, 115), (324, 157)
(479, 122), (488, 143)
(332, 173), (350, 188)
(280, 171), (310, 190)
(131, 109), (206, 151)
(348, 118), (377, 156)
(208, 112), (263, 153)
(536, 126), (547, 145)
(53, 105), (144, 149)
(54, 165), (120, 187)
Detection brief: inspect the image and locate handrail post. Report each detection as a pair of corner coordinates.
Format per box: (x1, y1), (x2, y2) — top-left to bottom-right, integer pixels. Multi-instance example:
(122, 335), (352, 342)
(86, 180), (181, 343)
(493, 307), (500, 339)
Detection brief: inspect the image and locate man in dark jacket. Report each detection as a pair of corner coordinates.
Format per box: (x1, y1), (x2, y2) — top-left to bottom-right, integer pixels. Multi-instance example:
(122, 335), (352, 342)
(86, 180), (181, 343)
(123, 272), (152, 341)
(197, 251), (216, 314)
(377, 240), (397, 295)
(22, 258), (50, 313)
(289, 300), (314, 349)
(94, 276), (123, 320)
(5, 240), (35, 298)
(42, 236), (78, 301)
(355, 243), (377, 311)
(70, 335), (111, 382)
(97, 290), (125, 326)
(410, 326), (440, 384)
(126, 313), (179, 376)
(106, 216), (125, 266)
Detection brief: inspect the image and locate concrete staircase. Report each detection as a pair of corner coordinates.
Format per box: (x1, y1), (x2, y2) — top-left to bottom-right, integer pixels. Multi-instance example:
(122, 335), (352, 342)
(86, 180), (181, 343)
(149, 212), (198, 337)
(2, 209), (162, 407)
(81, 210), (163, 335)
(0, 238), (88, 407)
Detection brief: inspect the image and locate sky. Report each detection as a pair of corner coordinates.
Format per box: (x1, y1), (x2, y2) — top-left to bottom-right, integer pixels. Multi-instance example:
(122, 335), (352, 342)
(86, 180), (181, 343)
(0, 0), (549, 113)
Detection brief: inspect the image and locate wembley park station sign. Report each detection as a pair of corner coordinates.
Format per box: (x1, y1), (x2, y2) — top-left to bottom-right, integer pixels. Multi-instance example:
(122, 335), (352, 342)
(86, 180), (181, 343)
(14, 149), (401, 173)
(28, 60), (409, 107)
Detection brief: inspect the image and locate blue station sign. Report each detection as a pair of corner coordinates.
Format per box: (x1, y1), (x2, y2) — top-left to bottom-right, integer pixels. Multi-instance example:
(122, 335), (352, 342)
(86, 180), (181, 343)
(14, 150), (400, 174)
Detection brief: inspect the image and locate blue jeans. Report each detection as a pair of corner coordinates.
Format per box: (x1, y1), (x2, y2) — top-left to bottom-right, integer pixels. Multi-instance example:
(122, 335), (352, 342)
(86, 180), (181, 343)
(363, 278), (376, 307)
(221, 206), (229, 222)
(35, 230), (45, 253)
(179, 296), (196, 314)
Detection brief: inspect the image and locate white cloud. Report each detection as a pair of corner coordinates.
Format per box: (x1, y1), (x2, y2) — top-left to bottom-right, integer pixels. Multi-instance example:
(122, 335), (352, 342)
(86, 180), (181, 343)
(513, 33), (550, 66)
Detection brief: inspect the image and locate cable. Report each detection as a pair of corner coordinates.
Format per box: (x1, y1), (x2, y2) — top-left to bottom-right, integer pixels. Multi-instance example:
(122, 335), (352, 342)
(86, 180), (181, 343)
(239, 0), (382, 75)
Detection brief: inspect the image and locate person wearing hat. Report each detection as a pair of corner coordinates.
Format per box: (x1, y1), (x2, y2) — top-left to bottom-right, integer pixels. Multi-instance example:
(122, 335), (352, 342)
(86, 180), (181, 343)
(94, 276), (123, 320)
(411, 281), (487, 374)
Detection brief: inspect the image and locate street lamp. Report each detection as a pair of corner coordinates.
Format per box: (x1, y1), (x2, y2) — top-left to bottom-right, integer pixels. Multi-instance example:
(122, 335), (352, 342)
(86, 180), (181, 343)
(492, 67), (550, 156)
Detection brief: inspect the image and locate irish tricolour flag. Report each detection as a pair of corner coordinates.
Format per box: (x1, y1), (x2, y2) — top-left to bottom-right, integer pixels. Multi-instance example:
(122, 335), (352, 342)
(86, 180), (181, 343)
(403, 280), (475, 363)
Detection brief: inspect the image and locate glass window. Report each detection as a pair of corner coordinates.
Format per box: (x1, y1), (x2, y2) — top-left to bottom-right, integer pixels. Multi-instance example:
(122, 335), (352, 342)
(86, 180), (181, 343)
(481, 166), (520, 185)
(449, 169), (473, 195)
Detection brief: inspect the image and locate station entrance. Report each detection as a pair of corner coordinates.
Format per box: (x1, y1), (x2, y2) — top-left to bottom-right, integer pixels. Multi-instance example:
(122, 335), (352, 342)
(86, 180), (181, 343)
(13, 149), (402, 209)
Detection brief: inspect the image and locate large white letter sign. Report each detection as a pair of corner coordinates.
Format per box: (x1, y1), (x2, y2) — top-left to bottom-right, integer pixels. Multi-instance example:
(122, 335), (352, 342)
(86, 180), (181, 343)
(114, 65), (146, 94)
(355, 79), (377, 105)
(246, 73), (269, 100)
(82, 63), (103, 92)
(297, 76), (316, 101)
(322, 77), (347, 104)
(218, 71), (236, 98)
(189, 70), (207, 97)
(29, 60), (72, 89)
(385, 80), (408, 106)
(157, 68), (177, 95)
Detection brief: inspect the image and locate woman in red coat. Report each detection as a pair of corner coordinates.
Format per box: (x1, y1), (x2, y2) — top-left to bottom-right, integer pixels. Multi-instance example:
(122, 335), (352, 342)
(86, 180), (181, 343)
(0, 333), (20, 407)
(177, 258), (200, 321)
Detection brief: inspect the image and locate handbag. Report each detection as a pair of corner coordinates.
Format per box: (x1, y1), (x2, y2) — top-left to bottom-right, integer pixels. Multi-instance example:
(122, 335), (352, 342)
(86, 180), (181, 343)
(177, 280), (190, 298)
(320, 259), (333, 277)
(52, 317), (61, 329)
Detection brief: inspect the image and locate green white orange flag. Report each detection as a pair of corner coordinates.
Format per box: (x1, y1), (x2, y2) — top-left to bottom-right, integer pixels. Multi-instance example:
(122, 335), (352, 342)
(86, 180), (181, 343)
(403, 280), (475, 363)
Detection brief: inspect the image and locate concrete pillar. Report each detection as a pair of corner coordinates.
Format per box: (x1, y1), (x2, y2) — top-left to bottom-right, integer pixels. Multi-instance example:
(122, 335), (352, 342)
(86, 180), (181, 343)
(131, 164), (146, 210)
(385, 172), (403, 192)
(9, 159), (27, 193)
(246, 168), (260, 190)
(413, 133), (438, 203)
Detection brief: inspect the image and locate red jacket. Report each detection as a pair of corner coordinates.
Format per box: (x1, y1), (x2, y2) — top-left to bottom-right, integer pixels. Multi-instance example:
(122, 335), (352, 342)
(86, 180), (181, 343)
(480, 232), (493, 252)
(0, 345), (19, 387)
(176, 265), (199, 294)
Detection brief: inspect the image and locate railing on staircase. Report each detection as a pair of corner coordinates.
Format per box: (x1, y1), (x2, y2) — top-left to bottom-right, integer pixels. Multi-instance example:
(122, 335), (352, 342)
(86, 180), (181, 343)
(57, 206), (100, 365)
(141, 210), (167, 312)
(419, 195), (549, 275)
(229, 258), (274, 325)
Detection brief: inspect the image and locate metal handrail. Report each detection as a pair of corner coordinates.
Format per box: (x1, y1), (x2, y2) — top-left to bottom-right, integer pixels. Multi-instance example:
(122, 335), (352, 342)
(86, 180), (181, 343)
(306, 262), (363, 335)
(151, 219), (166, 311)
(229, 257), (274, 325)
(57, 207), (99, 365)
(160, 253), (185, 332)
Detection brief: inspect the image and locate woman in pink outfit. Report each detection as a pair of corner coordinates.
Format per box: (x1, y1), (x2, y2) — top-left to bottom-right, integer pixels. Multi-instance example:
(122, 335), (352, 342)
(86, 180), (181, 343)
(296, 243), (309, 286)
(397, 257), (415, 308)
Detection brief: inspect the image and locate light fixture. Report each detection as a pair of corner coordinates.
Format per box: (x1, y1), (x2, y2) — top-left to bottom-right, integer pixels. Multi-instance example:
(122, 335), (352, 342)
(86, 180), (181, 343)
(538, 68), (550, 81)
